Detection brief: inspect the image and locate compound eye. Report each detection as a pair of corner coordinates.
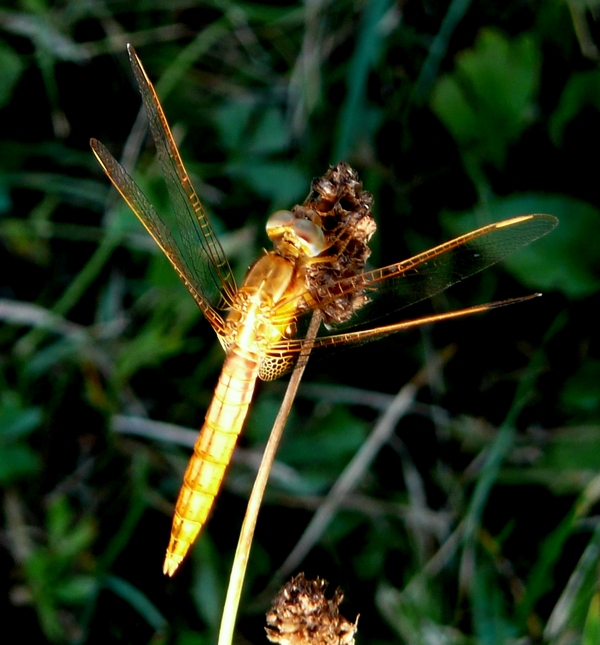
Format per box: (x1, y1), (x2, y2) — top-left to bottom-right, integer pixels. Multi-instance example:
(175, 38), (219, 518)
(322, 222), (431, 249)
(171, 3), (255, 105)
(266, 210), (295, 236)
(291, 218), (325, 257)
(266, 210), (325, 257)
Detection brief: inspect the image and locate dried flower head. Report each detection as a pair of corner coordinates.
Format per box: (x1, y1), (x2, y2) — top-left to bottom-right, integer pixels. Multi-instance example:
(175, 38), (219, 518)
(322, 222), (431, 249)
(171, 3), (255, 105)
(294, 163), (376, 325)
(266, 573), (358, 645)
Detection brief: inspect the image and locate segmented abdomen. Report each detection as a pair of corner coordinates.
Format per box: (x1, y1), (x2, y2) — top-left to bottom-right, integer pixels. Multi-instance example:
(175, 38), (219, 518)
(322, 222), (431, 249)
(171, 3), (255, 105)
(163, 348), (260, 576)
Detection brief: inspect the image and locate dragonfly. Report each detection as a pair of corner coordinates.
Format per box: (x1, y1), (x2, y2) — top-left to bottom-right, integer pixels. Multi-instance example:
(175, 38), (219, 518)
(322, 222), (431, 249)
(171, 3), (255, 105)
(90, 45), (558, 576)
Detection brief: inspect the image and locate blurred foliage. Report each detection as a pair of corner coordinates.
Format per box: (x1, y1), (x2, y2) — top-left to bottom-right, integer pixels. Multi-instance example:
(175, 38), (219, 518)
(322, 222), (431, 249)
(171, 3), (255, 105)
(1, 1), (600, 644)
(0, 390), (42, 484)
(431, 28), (540, 170)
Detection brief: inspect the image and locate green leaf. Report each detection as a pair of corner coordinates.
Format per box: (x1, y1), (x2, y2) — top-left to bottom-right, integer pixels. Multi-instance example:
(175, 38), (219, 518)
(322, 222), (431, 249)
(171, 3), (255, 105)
(115, 324), (185, 382)
(226, 160), (308, 207)
(214, 99), (255, 153)
(0, 391), (42, 439)
(431, 29), (540, 168)
(550, 70), (600, 146)
(562, 359), (600, 416)
(54, 575), (97, 604)
(0, 444), (41, 484)
(279, 405), (367, 481)
(0, 42), (24, 108)
(0, 392), (42, 484)
(24, 337), (84, 377)
(583, 593), (600, 645)
(216, 101), (289, 156)
(471, 563), (517, 645)
(539, 425), (600, 473)
(247, 107), (290, 156)
(47, 496), (95, 558)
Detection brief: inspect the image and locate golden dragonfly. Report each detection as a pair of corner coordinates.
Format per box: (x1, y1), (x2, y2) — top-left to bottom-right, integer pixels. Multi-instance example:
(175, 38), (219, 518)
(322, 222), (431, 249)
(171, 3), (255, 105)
(91, 45), (557, 576)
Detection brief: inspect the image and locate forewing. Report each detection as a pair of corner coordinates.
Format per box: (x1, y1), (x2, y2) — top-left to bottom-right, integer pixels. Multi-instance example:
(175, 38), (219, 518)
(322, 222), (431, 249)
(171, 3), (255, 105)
(259, 214), (557, 379)
(126, 44), (237, 308)
(90, 138), (227, 333)
(305, 214), (558, 332)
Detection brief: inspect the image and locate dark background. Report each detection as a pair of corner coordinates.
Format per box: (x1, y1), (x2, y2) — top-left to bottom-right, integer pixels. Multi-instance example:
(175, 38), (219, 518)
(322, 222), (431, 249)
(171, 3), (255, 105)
(1, 1), (599, 643)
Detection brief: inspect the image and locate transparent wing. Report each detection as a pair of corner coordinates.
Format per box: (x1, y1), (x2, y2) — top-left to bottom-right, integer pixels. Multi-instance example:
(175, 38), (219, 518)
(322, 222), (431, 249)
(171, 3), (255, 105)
(127, 44), (236, 308)
(307, 214), (557, 329)
(267, 294), (538, 360)
(90, 138), (227, 333)
(260, 213), (558, 377)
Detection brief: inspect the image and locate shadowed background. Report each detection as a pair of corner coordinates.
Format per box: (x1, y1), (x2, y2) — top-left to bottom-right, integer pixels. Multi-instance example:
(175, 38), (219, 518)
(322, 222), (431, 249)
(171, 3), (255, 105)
(1, 1), (600, 644)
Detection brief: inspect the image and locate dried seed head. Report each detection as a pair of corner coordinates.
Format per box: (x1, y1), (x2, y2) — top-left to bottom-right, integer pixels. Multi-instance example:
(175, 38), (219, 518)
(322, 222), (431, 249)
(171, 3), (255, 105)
(295, 163), (376, 325)
(266, 573), (358, 645)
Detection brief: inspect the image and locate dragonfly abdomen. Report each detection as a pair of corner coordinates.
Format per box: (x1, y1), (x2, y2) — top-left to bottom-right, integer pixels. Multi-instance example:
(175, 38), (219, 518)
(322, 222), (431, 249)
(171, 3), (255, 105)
(163, 348), (261, 576)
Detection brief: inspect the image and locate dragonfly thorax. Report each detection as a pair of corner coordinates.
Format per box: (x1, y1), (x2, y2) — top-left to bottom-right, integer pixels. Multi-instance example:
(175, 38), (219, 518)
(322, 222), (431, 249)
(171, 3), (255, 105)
(224, 252), (305, 354)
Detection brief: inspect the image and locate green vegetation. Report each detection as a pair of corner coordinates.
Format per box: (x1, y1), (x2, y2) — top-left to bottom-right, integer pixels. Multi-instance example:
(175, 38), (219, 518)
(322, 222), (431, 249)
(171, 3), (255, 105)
(1, 1), (599, 643)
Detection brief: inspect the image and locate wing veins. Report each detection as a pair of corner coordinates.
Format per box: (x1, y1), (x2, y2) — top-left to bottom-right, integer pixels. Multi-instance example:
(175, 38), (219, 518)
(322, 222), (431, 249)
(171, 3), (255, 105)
(300, 214), (557, 320)
(266, 295), (540, 358)
(127, 45), (237, 307)
(90, 138), (226, 330)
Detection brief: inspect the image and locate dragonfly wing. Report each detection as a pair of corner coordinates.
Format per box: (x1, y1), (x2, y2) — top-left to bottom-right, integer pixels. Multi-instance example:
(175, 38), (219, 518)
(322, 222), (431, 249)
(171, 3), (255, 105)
(305, 214), (558, 332)
(126, 44), (237, 309)
(91, 138), (226, 330)
(258, 214), (557, 378)
(268, 294), (541, 360)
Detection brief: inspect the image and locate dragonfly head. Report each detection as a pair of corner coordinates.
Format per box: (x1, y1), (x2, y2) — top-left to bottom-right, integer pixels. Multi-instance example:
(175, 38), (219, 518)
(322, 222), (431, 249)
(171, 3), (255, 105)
(266, 210), (326, 259)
